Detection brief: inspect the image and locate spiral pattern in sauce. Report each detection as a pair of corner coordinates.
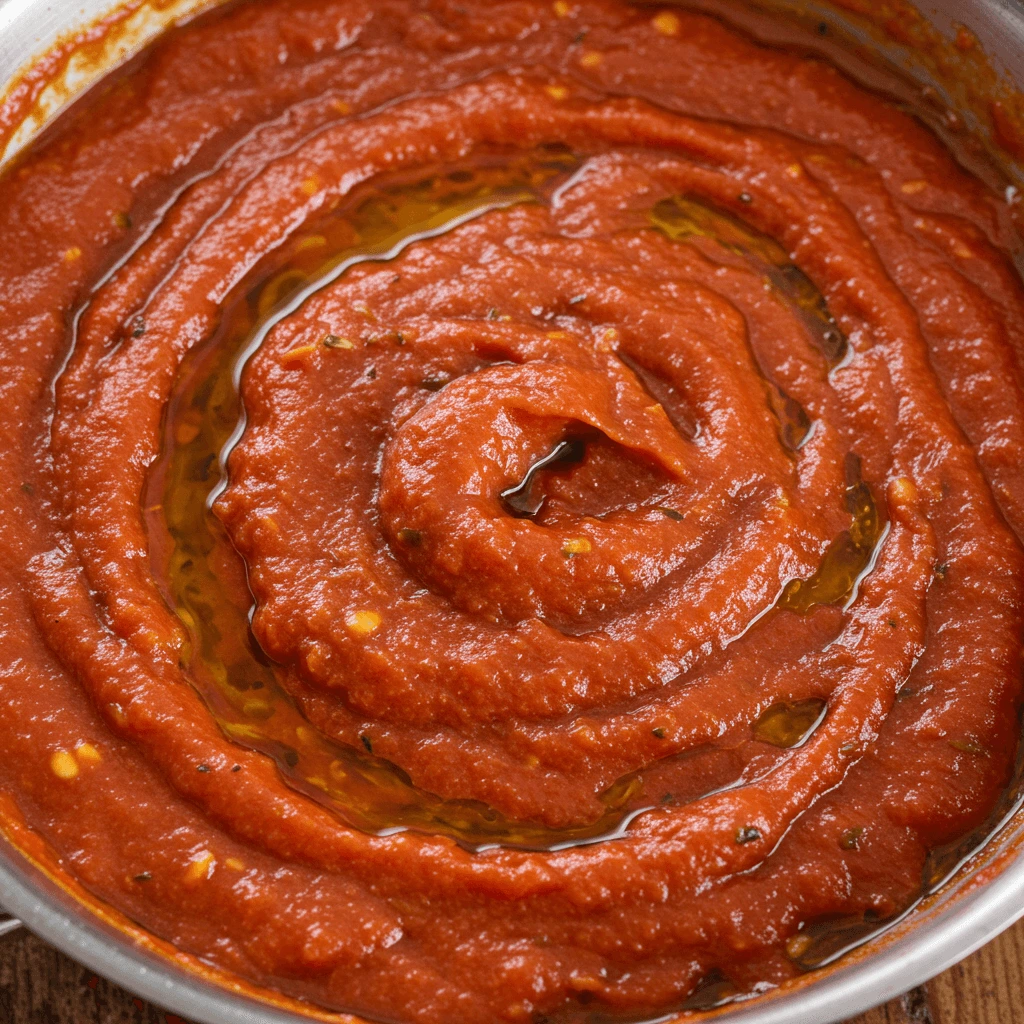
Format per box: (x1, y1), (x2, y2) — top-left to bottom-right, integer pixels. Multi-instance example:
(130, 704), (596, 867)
(2, 2), (1024, 1022)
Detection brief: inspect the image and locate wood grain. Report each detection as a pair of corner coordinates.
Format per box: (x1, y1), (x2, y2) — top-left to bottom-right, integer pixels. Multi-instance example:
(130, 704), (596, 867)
(0, 930), (180, 1024)
(841, 916), (1024, 1024)
(1, 917), (1023, 1024)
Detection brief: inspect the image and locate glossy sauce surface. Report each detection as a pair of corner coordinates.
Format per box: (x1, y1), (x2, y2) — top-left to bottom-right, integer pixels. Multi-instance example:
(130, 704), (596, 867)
(1, 2), (1024, 1022)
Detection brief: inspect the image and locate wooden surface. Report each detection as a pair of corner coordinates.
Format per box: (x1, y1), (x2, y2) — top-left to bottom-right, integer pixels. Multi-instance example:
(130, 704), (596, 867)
(1, 918), (1023, 1023)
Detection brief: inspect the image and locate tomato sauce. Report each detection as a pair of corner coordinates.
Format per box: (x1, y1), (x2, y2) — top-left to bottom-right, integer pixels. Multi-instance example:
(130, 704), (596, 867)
(1, 2), (1024, 1022)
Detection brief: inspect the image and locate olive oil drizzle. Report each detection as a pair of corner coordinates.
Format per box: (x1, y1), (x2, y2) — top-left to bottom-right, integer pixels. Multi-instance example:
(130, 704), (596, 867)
(146, 158), (891, 853)
(778, 473), (885, 614)
(650, 194), (849, 368)
(651, 197), (889, 612)
(501, 437), (588, 518)
(753, 698), (828, 749)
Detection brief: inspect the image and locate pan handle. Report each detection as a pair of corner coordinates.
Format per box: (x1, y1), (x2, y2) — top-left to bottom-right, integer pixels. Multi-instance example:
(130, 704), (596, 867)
(0, 907), (23, 938)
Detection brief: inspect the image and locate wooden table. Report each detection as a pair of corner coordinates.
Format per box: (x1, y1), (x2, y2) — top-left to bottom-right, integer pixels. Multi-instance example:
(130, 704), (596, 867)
(2, 918), (1022, 1024)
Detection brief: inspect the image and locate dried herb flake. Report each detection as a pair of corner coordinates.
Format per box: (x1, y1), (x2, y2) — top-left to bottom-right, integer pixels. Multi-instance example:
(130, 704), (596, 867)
(949, 738), (987, 756)
(840, 826), (864, 850)
(323, 334), (355, 350)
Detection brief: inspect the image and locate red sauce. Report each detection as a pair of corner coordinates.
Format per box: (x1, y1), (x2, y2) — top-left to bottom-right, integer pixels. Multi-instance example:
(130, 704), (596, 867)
(1, 2), (1023, 1021)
